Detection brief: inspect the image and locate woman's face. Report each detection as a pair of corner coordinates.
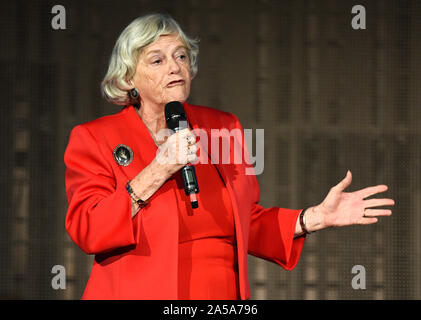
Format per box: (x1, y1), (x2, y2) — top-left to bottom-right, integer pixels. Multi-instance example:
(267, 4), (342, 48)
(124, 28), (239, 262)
(133, 34), (192, 108)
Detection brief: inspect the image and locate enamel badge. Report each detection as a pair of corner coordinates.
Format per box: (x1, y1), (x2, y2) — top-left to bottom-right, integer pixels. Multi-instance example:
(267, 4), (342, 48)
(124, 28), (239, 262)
(113, 144), (133, 166)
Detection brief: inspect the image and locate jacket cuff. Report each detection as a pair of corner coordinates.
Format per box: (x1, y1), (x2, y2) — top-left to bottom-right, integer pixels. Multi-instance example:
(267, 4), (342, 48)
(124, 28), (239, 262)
(277, 208), (306, 270)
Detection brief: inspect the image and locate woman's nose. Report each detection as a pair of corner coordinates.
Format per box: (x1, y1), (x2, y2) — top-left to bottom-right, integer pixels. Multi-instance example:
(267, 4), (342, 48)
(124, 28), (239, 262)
(168, 58), (181, 74)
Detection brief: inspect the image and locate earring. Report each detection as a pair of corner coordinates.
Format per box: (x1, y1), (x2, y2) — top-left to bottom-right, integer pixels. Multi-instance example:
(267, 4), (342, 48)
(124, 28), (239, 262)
(129, 88), (139, 99)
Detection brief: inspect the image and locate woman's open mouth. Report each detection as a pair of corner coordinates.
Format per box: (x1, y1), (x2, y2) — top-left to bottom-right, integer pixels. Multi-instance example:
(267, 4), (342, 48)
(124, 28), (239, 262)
(167, 79), (185, 87)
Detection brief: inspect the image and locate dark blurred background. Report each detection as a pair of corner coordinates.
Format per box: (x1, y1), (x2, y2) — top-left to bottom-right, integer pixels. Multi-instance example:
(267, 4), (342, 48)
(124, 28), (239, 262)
(1, 0), (420, 299)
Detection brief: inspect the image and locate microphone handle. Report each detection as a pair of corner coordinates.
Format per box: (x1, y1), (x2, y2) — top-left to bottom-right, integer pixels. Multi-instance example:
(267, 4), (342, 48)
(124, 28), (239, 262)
(173, 126), (199, 209)
(180, 165), (199, 196)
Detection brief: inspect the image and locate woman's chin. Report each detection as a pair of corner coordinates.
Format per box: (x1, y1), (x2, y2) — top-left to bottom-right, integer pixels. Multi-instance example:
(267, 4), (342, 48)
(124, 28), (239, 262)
(164, 94), (189, 104)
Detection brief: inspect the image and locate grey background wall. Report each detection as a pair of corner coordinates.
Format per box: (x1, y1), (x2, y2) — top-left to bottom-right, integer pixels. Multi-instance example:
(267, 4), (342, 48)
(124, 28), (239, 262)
(1, 0), (420, 299)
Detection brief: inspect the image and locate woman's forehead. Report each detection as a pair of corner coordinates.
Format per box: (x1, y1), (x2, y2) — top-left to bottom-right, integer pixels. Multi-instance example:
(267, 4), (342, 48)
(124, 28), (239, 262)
(144, 34), (186, 54)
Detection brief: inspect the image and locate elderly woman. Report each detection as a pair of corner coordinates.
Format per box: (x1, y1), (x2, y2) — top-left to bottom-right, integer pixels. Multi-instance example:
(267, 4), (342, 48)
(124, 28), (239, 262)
(64, 13), (394, 300)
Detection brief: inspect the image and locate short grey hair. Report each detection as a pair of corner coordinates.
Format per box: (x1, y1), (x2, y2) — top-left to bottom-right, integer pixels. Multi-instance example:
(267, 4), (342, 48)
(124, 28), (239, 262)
(101, 13), (200, 106)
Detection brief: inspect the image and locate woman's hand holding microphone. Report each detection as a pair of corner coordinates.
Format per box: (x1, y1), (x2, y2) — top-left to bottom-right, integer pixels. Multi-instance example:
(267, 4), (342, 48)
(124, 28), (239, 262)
(128, 128), (198, 217)
(155, 127), (198, 177)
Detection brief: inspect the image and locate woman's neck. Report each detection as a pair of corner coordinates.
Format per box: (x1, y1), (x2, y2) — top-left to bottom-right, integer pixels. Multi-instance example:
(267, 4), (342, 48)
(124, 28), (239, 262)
(136, 102), (167, 144)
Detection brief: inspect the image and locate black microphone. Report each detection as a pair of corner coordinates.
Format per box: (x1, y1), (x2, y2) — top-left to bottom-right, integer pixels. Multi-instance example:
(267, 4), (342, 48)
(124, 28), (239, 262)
(165, 101), (199, 209)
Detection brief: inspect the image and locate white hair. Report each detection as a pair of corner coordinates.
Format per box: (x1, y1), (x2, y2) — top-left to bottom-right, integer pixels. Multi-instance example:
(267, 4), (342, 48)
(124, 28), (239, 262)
(101, 13), (200, 106)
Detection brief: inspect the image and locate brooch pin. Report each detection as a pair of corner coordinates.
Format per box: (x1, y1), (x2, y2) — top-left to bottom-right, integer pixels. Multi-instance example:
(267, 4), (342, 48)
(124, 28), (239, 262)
(113, 144), (133, 166)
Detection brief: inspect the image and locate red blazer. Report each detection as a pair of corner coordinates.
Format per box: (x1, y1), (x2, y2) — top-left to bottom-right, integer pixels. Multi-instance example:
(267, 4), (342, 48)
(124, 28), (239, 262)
(64, 103), (305, 300)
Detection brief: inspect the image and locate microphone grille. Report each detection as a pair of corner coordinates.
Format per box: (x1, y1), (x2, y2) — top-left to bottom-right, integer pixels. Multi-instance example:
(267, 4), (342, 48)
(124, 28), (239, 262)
(165, 101), (187, 131)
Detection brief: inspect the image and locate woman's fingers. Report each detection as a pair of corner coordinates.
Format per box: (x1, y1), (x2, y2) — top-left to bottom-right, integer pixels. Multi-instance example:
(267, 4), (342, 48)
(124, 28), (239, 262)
(363, 208), (392, 217)
(358, 208), (392, 225)
(178, 128), (196, 141)
(364, 198), (395, 208)
(187, 144), (198, 154)
(187, 153), (198, 164)
(356, 184), (389, 199)
(177, 129), (198, 164)
(358, 217), (378, 225)
(157, 128), (198, 167)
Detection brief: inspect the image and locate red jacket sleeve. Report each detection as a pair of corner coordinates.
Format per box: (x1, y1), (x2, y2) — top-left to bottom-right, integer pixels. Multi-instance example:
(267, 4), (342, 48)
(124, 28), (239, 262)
(248, 204), (305, 270)
(64, 125), (136, 254)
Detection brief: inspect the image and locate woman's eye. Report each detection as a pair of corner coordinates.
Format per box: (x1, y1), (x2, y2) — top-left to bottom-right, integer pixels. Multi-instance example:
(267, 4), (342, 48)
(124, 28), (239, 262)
(177, 54), (187, 60)
(152, 59), (162, 65)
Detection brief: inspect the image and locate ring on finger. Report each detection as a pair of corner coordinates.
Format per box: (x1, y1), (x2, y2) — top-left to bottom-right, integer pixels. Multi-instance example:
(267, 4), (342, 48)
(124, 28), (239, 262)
(186, 135), (194, 145)
(187, 146), (194, 155)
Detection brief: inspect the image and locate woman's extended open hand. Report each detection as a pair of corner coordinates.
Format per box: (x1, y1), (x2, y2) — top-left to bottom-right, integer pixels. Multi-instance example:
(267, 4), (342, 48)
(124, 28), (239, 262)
(304, 171), (395, 232)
